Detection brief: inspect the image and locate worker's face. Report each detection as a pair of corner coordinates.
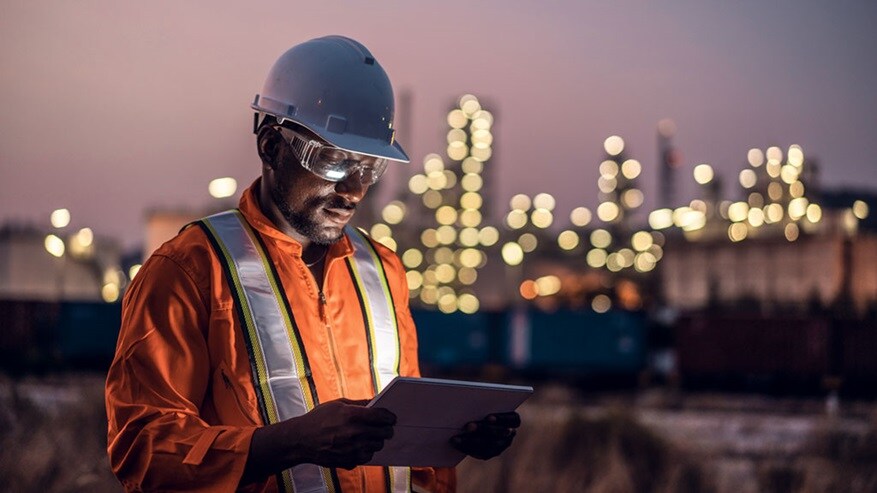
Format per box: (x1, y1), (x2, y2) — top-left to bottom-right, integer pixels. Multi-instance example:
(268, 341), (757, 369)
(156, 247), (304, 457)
(269, 137), (370, 245)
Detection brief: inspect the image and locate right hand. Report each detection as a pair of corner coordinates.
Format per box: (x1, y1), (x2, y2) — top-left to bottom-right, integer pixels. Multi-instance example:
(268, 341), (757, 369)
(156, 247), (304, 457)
(282, 398), (396, 469)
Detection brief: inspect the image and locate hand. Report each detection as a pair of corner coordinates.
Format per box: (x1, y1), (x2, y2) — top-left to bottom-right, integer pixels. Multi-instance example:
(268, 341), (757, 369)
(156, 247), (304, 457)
(450, 411), (521, 460)
(287, 398), (396, 469)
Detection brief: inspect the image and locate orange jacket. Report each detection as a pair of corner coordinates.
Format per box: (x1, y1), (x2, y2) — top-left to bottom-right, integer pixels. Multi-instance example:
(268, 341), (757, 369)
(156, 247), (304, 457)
(105, 180), (455, 493)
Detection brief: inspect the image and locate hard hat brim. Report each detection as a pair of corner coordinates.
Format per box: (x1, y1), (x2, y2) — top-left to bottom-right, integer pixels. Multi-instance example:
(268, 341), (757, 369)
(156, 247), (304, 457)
(314, 127), (410, 164)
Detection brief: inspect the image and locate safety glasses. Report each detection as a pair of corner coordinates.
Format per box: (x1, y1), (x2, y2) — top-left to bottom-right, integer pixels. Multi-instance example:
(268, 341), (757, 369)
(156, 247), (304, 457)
(275, 126), (389, 185)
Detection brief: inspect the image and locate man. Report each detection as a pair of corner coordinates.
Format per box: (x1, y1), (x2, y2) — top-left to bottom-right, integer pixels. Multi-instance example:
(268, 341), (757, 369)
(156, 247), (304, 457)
(105, 35), (520, 493)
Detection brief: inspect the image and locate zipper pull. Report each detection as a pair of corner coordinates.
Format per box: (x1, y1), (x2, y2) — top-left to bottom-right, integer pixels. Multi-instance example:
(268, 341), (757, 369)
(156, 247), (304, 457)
(319, 291), (327, 305)
(221, 369), (233, 389)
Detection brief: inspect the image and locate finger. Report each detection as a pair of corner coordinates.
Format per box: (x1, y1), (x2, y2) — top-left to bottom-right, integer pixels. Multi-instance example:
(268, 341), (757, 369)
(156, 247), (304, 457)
(486, 412), (521, 428)
(472, 424), (517, 438)
(352, 407), (397, 425)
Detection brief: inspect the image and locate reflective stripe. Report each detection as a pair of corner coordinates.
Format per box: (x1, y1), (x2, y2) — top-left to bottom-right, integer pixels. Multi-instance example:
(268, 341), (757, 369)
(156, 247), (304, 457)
(200, 211), (331, 493)
(345, 226), (410, 493)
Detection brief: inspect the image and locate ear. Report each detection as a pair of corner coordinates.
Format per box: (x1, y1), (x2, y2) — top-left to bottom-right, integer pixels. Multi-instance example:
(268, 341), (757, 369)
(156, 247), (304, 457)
(257, 126), (283, 170)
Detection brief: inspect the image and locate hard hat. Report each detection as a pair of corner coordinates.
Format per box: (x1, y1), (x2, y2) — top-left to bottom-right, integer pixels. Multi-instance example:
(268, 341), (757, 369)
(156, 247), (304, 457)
(252, 35), (409, 163)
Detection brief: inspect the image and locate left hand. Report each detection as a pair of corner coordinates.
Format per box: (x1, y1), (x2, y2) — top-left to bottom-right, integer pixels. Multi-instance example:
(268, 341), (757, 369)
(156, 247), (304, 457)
(450, 412), (521, 460)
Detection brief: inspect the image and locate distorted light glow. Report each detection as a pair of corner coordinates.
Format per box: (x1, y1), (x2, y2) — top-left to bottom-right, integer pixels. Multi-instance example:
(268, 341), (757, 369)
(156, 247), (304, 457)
(843, 210), (859, 235)
(472, 109), (494, 127)
(766, 203), (784, 223)
(766, 161), (781, 179)
(788, 145), (804, 167)
(621, 159), (642, 179)
(459, 267), (478, 285)
(558, 230), (579, 250)
(672, 207), (691, 226)
(50, 208), (71, 228)
(129, 264), (143, 280)
(768, 182), (783, 201)
(728, 202), (749, 222)
(748, 193), (764, 209)
(590, 229), (612, 249)
(748, 208), (765, 227)
(423, 153), (444, 173)
(462, 157), (483, 174)
(506, 210), (528, 229)
(853, 200), (869, 219)
(426, 171), (447, 190)
(406, 271), (424, 290)
(460, 209), (482, 228)
(447, 128), (467, 145)
(423, 269), (438, 286)
(586, 249), (608, 268)
(447, 109), (468, 129)
(208, 177), (237, 199)
(679, 210), (706, 231)
(421, 229), (439, 248)
(501, 242), (524, 266)
(459, 227), (480, 247)
(533, 193), (556, 211)
(592, 295), (611, 313)
(597, 176), (618, 194)
(102, 283), (120, 303)
(631, 231), (653, 251)
(747, 148), (764, 167)
(518, 233), (538, 253)
(648, 244), (664, 261)
(690, 199), (707, 212)
(470, 146), (492, 162)
(785, 223), (800, 242)
(377, 236), (397, 252)
(788, 197), (809, 219)
(719, 201), (732, 219)
(461, 173), (483, 192)
(780, 165), (799, 185)
(634, 252), (657, 273)
(45, 234), (65, 257)
(510, 194), (532, 211)
(370, 223), (392, 240)
(600, 160), (619, 178)
(409, 174), (428, 194)
(459, 249), (482, 268)
(382, 201), (406, 225)
(471, 129), (493, 149)
(436, 225), (457, 245)
(435, 206), (457, 225)
(422, 190), (443, 209)
(790, 181), (805, 198)
(648, 209), (674, 230)
(618, 249), (635, 268)
(728, 223), (748, 242)
(535, 275), (561, 296)
(621, 189), (644, 209)
(77, 227), (94, 247)
(420, 285), (438, 305)
(438, 294), (458, 314)
(520, 280), (538, 300)
(447, 142), (468, 161)
(443, 170), (458, 189)
(693, 164), (714, 185)
(434, 247), (454, 264)
(606, 253), (622, 272)
(597, 202), (620, 222)
(435, 264), (456, 283)
(570, 207), (592, 227)
(604, 135), (625, 156)
(402, 249), (423, 268)
(458, 293), (480, 314)
(766, 146), (783, 164)
(473, 226), (497, 247)
(459, 94), (481, 116)
(739, 169), (757, 188)
(460, 192), (483, 210)
(531, 209), (553, 228)
(806, 204), (823, 223)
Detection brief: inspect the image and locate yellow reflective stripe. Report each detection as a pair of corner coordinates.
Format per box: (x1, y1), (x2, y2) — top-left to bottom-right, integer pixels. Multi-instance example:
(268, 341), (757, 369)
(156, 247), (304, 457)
(201, 218), (279, 425)
(234, 211), (316, 411)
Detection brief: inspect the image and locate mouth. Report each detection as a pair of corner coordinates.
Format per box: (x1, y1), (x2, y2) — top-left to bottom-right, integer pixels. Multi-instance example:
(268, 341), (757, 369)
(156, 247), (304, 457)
(323, 206), (355, 224)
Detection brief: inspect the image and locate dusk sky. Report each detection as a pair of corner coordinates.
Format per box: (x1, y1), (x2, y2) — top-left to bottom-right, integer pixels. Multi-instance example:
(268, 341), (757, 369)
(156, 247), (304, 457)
(2, 1), (876, 249)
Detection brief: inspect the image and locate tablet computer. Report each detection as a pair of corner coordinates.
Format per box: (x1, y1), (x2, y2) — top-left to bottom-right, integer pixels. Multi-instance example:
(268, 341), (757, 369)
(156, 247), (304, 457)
(365, 377), (533, 467)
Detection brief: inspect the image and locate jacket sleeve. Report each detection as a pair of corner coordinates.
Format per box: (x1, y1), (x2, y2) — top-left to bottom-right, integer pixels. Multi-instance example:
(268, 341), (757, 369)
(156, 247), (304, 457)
(105, 253), (257, 493)
(385, 252), (457, 493)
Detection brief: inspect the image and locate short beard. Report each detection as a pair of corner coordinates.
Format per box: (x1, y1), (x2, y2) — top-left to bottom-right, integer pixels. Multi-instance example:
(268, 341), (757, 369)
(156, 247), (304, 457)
(270, 178), (347, 246)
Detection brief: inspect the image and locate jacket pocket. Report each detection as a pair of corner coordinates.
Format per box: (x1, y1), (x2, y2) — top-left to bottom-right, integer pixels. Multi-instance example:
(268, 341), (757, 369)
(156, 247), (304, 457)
(214, 363), (260, 426)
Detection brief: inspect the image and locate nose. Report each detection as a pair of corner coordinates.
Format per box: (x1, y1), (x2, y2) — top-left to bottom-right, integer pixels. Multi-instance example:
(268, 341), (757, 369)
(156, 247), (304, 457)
(334, 171), (368, 204)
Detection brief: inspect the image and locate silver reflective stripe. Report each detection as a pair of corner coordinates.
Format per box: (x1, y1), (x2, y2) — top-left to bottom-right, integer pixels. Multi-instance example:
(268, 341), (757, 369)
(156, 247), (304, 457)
(345, 226), (410, 493)
(204, 211), (329, 493)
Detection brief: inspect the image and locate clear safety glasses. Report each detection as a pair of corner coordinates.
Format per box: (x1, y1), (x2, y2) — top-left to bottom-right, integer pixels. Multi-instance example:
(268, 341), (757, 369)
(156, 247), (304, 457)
(275, 126), (389, 185)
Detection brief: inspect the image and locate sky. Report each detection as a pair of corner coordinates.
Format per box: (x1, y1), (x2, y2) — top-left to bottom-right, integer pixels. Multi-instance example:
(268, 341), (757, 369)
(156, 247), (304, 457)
(2, 1), (876, 249)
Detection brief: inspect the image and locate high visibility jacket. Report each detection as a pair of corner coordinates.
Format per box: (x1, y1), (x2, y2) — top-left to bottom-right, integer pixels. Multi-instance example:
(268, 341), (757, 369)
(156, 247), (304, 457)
(105, 180), (456, 493)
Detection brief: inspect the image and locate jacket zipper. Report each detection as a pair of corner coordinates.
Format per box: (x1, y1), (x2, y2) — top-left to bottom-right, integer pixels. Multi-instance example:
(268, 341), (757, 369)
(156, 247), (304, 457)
(319, 289), (350, 398)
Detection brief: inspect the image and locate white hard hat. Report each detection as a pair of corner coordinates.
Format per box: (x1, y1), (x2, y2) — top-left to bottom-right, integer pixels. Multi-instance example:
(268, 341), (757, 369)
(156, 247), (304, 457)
(252, 35), (409, 163)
